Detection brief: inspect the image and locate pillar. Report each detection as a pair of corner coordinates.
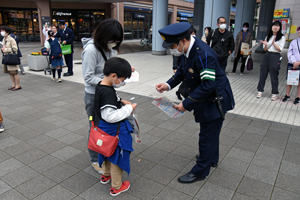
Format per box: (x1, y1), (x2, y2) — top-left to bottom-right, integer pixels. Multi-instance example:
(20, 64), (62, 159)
(152, 0), (168, 55)
(171, 5), (178, 24)
(193, 0), (205, 39)
(255, 0), (276, 52)
(203, 0), (231, 30)
(233, 0), (256, 39)
(111, 3), (124, 31)
(36, 0), (51, 46)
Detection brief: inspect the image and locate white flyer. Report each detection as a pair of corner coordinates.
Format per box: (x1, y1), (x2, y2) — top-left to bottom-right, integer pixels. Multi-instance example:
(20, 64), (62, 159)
(249, 43), (262, 52)
(127, 113), (141, 143)
(287, 70), (300, 85)
(152, 96), (185, 119)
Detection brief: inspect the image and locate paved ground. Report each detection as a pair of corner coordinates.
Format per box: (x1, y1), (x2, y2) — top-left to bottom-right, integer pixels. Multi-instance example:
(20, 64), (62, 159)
(0, 42), (300, 199)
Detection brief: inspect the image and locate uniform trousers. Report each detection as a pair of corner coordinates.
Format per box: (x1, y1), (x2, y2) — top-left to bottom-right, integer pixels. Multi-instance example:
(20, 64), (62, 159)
(190, 117), (223, 177)
(103, 160), (123, 189)
(84, 92), (98, 163)
(257, 52), (281, 94)
(0, 109), (3, 123)
(64, 53), (73, 74)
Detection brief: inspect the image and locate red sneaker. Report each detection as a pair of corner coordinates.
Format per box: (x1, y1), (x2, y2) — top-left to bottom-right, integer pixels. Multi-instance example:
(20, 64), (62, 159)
(109, 181), (130, 196)
(100, 175), (111, 184)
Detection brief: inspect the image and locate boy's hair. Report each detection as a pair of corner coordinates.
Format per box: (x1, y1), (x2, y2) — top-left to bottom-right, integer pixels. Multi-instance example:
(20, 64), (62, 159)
(0, 26), (12, 34)
(103, 57), (132, 79)
(48, 30), (55, 37)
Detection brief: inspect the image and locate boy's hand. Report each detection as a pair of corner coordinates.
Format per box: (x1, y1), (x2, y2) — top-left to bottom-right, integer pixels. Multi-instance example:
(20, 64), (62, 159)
(156, 83), (169, 93)
(130, 103), (137, 111)
(173, 103), (186, 112)
(121, 100), (131, 105)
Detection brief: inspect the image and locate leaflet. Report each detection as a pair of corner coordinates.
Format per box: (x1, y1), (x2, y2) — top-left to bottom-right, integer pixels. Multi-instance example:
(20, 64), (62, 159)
(152, 96), (185, 119)
(127, 113), (141, 143)
(249, 43), (262, 52)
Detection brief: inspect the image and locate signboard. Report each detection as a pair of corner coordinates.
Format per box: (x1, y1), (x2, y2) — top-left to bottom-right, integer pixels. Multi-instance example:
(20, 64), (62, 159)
(282, 8), (290, 18)
(133, 13), (146, 19)
(53, 11), (73, 17)
(41, 16), (51, 27)
(274, 8), (290, 18)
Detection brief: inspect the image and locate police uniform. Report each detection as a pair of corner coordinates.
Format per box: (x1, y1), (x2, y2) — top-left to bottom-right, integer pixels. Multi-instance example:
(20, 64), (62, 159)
(158, 22), (235, 183)
(56, 20), (75, 76)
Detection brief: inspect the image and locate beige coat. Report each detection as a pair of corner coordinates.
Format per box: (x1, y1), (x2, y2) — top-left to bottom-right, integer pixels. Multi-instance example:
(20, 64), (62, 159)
(234, 31), (252, 58)
(2, 35), (19, 71)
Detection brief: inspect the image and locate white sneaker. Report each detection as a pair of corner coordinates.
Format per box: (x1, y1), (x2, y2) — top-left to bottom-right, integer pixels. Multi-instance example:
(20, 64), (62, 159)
(256, 92), (262, 98)
(51, 77), (57, 82)
(91, 162), (103, 173)
(0, 123), (4, 133)
(271, 94), (277, 101)
(240, 73), (243, 76)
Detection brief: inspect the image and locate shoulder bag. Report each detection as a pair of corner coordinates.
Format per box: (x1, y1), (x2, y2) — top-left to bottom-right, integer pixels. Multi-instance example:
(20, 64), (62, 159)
(240, 32), (250, 56)
(2, 50), (20, 65)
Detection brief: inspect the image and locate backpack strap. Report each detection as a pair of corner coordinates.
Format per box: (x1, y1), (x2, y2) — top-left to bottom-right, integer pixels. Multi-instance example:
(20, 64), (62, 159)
(98, 47), (108, 61)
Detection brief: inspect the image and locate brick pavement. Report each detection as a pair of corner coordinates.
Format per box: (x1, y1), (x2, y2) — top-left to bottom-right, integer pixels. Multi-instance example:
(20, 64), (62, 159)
(1, 65), (300, 199)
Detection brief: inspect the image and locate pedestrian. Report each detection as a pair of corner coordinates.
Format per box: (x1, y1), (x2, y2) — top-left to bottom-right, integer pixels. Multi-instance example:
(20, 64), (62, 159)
(282, 26), (300, 105)
(55, 20), (74, 76)
(1, 26), (22, 91)
(257, 20), (285, 101)
(95, 57), (136, 196)
(231, 22), (252, 75)
(206, 17), (234, 72)
(156, 22), (235, 183)
(42, 23), (50, 46)
(10, 28), (25, 75)
(82, 18), (123, 173)
(0, 109), (4, 133)
(45, 30), (64, 83)
(201, 27), (211, 43)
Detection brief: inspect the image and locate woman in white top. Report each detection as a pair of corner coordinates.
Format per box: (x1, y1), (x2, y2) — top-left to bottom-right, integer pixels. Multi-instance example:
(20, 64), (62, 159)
(256, 21), (285, 101)
(43, 24), (57, 46)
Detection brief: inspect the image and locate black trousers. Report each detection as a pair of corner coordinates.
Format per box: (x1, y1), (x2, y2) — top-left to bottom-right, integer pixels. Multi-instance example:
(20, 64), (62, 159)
(64, 53), (73, 74)
(257, 52), (281, 94)
(190, 117), (223, 177)
(232, 50), (247, 73)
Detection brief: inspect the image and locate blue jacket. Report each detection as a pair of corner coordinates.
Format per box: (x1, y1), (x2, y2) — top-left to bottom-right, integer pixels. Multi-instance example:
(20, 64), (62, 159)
(167, 37), (235, 122)
(55, 28), (74, 53)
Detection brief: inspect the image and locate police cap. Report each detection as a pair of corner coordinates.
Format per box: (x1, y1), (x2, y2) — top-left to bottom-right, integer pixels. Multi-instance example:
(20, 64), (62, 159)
(158, 22), (191, 48)
(57, 20), (65, 26)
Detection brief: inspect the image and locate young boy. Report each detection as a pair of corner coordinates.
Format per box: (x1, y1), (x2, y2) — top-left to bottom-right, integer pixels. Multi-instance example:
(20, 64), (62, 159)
(94, 57), (137, 196)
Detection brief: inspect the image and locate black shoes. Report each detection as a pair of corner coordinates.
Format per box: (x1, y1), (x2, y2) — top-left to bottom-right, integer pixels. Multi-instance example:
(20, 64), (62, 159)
(63, 72), (73, 76)
(282, 95), (290, 102)
(294, 97), (300, 105)
(195, 154), (218, 168)
(0, 122), (4, 133)
(178, 173), (205, 183)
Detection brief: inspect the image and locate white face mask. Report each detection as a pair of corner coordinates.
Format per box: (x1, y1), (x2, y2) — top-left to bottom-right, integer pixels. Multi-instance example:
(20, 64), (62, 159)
(1, 31), (6, 37)
(204, 30), (209, 35)
(107, 42), (117, 49)
(243, 27), (248, 32)
(112, 78), (125, 88)
(219, 24), (227, 30)
(170, 41), (185, 57)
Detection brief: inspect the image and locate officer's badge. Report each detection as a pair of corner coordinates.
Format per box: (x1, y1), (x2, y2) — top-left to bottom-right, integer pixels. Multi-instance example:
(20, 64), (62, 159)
(160, 35), (166, 41)
(188, 68), (194, 73)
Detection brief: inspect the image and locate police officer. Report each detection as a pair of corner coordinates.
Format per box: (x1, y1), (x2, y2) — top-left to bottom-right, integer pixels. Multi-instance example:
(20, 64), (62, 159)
(56, 20), (75, 76)
(155, 22), (235, 183)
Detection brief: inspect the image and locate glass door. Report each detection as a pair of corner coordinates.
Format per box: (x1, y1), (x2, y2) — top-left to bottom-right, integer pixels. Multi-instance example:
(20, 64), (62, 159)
(78, 11), (90, 40)
(132, 19), (138, 39)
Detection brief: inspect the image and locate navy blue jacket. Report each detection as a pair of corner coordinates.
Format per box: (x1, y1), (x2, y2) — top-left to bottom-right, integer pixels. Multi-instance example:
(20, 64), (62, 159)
(9, 33), (22, 57)
(55, 28), (74, 53)
(167, 37), (235, 122)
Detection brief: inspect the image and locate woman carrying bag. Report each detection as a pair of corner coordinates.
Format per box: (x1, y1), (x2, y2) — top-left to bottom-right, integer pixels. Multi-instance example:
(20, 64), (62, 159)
(1, 26), (21, 91)
(231, 22), (252, 75)
(256, 21), (285, 101)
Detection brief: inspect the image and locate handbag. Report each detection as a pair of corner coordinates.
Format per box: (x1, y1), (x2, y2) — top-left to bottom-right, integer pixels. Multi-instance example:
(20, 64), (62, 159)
(41, 47), (49, 56)
(2, 51), (20, 65)
(88, 121), (120, 157)
(246, 55), (253, 71)
(240, 32), (250, 56)
(61, 44), (72, 55)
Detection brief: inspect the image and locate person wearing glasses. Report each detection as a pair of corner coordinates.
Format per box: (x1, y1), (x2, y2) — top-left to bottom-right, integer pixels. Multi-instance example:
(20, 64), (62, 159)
(206, 17), (234, 72)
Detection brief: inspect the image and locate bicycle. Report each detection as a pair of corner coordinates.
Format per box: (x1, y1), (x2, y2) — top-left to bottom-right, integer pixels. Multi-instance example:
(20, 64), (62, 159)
(140, 36), (152, 49)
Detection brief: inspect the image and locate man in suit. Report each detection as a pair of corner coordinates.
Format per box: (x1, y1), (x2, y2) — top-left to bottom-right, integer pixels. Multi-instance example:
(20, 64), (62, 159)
(155, 22), (235, 183)
(56, 20), (74, 76)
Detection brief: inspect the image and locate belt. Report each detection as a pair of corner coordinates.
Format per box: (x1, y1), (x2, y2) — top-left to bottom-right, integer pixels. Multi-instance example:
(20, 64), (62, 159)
(268, 51), (280, 54)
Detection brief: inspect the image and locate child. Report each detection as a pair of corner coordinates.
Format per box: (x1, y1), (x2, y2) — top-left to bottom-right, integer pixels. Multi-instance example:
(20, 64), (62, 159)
(45, 30), (64, 83)
(94, 57), (137, 196)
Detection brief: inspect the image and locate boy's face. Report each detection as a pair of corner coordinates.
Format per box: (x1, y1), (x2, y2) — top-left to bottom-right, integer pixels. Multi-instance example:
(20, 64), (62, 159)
(111, 73), (126, 88)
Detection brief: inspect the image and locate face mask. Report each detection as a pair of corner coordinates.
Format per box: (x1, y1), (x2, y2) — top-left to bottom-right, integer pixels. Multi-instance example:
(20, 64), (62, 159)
(219, 24), (227, 30)
(1, 31), (6, 37)
(243, 27), (248, 32)
(170, 41), (185, 57)
(204, 30), (208, 35)
(112, 79), (125, 88)
(108, 42), (117, 49)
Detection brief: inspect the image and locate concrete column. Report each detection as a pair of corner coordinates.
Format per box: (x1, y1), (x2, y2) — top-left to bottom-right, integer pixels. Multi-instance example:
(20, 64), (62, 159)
(152, 0), (168, 55)
(111, 3), (124, 31)
(36, 0), (51, 46)
(255, 0), (276, 52)
(193, 0), (205, 39)
(203, 0), (231, 30)
(233, 0), (256, 39)
(171, 5), (178, 24)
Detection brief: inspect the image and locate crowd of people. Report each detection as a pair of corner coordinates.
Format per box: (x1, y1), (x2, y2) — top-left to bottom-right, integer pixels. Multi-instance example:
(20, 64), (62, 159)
(1, 15), (300, 197)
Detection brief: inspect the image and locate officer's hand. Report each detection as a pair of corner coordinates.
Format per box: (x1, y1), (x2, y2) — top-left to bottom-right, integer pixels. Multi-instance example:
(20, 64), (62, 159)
(173, 70), (177, 73)
(63, 41), (67, 44)
(155, 83), (169, 93)
(173, 103), (186, 112)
